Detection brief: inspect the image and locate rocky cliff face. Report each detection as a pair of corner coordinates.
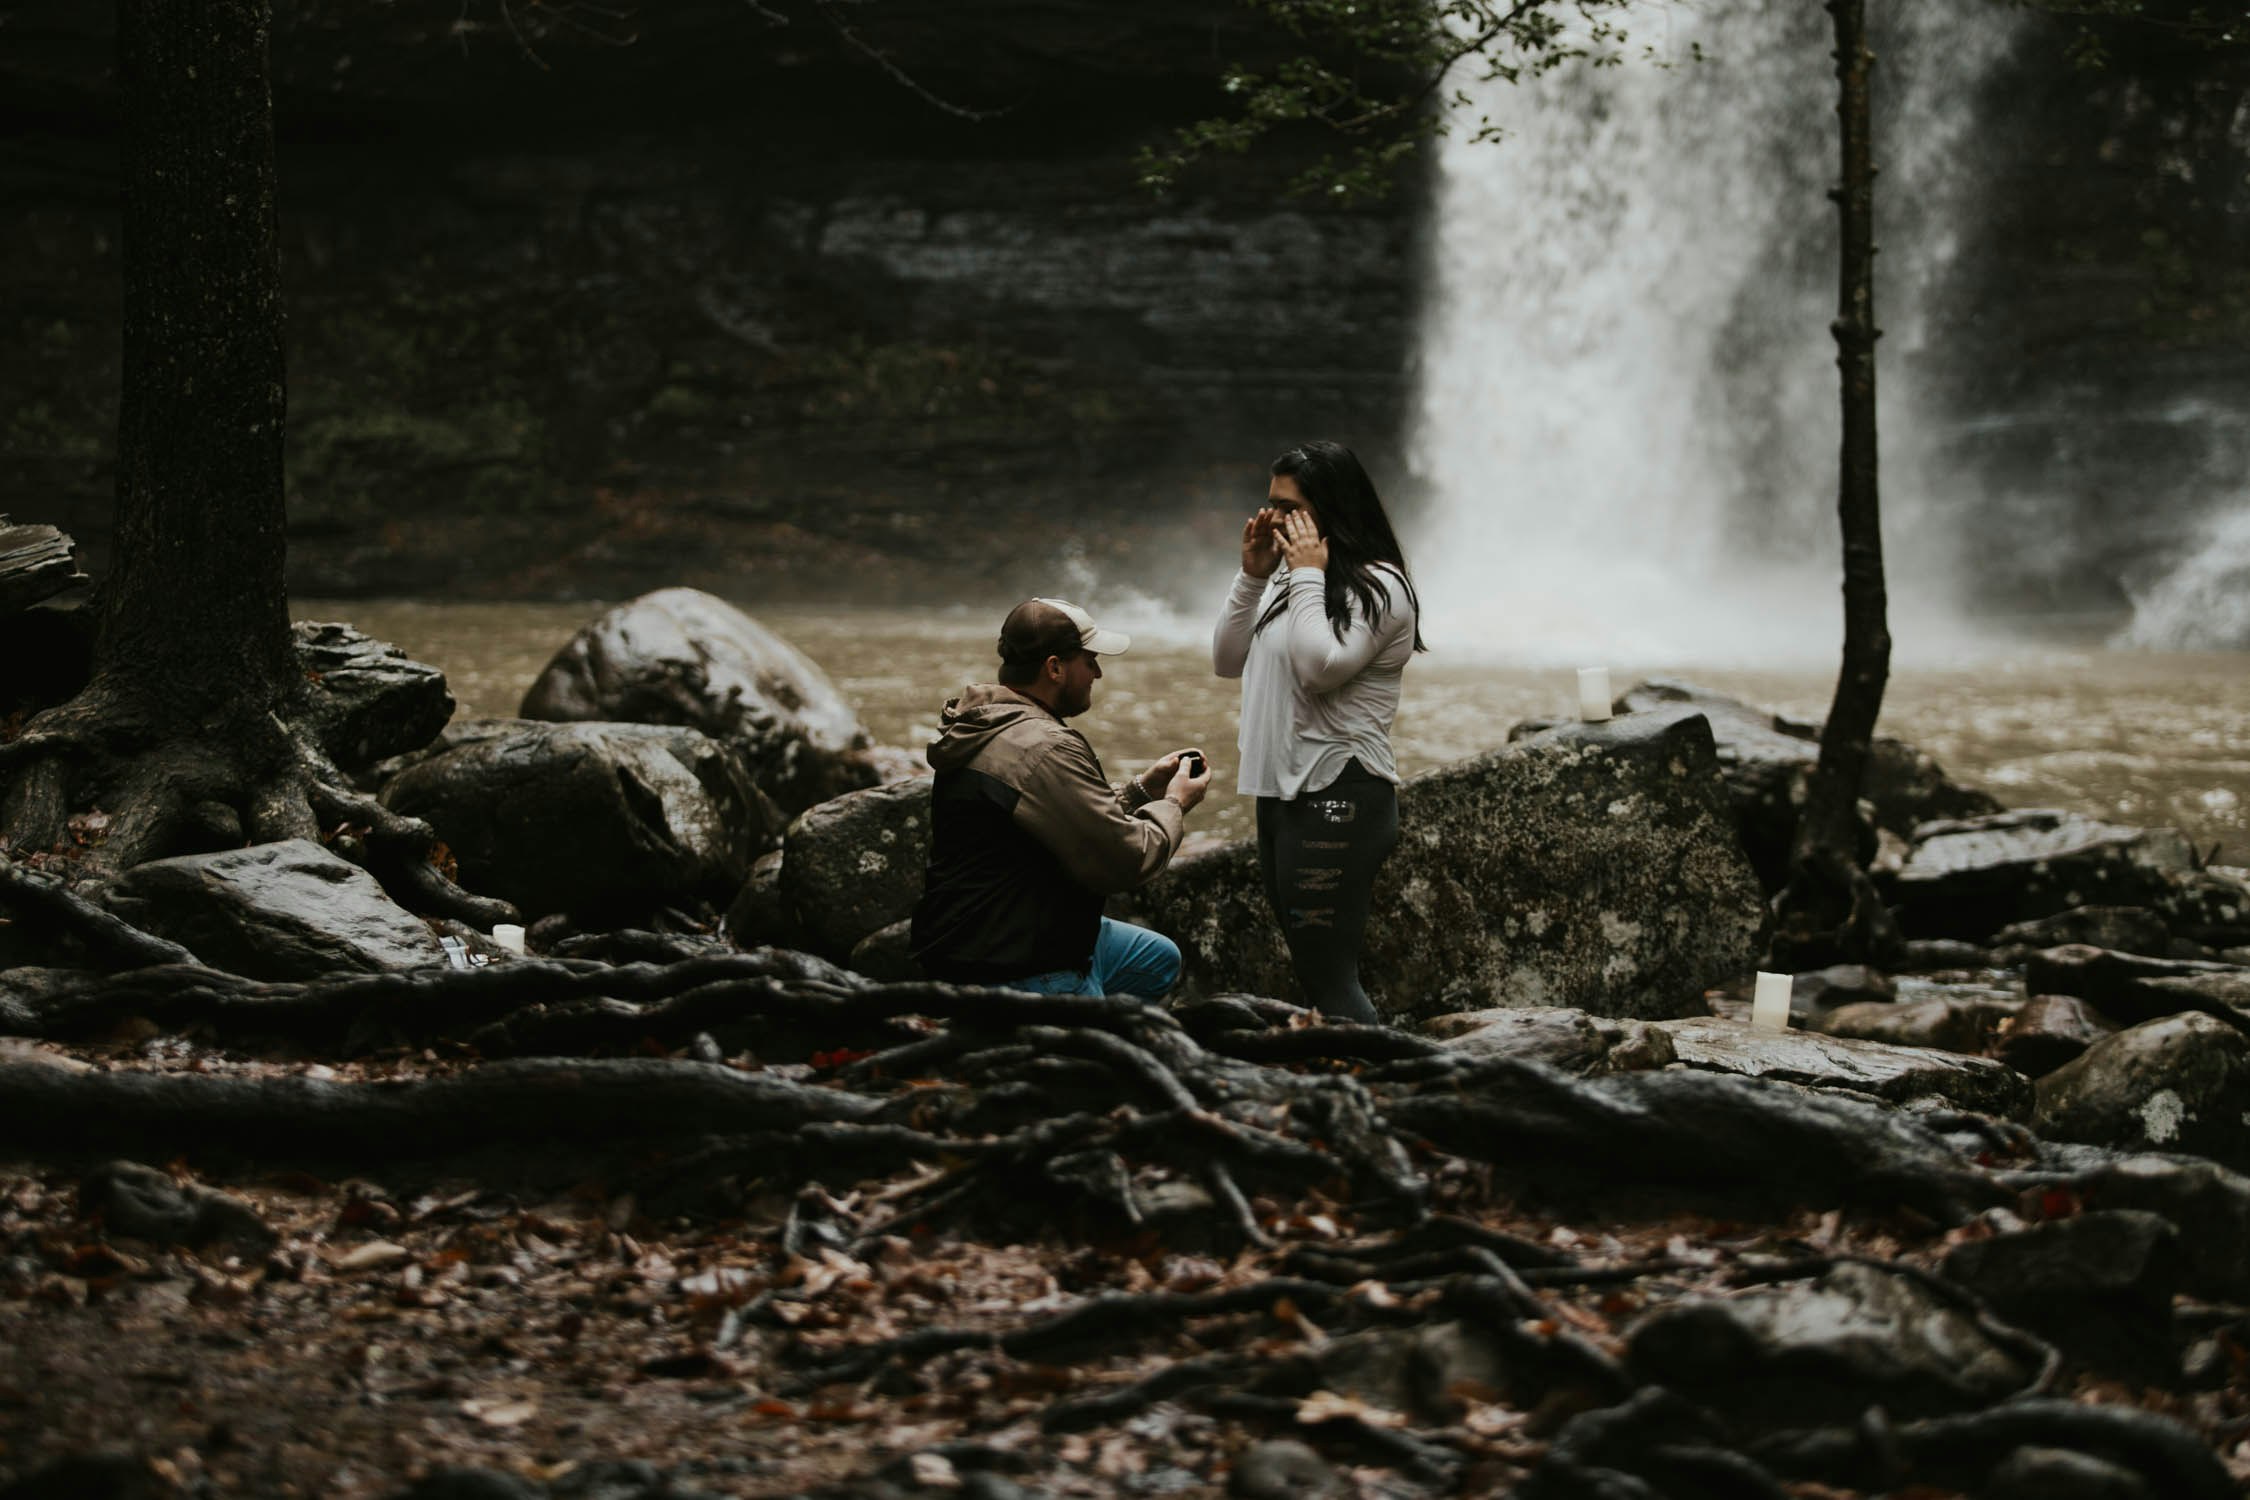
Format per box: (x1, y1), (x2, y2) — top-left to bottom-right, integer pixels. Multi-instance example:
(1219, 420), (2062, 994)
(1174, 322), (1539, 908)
(1, 1), (1417, 603)
(1934, 17), (2250, 620)
(3, 5), (2242, 614)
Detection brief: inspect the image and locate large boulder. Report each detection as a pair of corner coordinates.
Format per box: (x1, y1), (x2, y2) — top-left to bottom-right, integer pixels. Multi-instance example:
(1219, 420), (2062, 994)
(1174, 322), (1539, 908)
(1134, 712), (1766, 1022)
(1941, 1211), (2180, 1383)
(380, 719), (780, 921)
(2033, 1011), (2250, 1169)
(519, 587), (878, 814)
(292, 620), (454, 771)
(103, 839), (444, 980)
(1654, 1017), (2034, 1118)
(1625, 1261), (2038, 1429)
(1515, 679), (2001, 892)
(2064, 1155), (2250, 1303)
(772, 777), (932, 961)
(1887, 809), (2200, 943)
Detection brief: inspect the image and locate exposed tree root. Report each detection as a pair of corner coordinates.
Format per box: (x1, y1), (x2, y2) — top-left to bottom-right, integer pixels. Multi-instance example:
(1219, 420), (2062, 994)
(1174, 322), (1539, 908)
(1753, 1397), (2239, 1499)
(0, 693), (512, 929)
(0, 1056), (879, 1159)
(0, 854), (201, 969)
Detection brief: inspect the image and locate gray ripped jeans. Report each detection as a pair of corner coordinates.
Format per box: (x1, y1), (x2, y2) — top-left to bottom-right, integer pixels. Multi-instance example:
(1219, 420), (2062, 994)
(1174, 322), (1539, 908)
(1255, 759), (1401, 1024)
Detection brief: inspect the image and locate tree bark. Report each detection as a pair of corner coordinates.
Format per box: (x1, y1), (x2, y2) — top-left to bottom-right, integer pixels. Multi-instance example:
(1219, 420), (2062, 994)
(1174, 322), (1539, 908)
(1773, 0), (1902, 968)
(0, 0), (310, 869)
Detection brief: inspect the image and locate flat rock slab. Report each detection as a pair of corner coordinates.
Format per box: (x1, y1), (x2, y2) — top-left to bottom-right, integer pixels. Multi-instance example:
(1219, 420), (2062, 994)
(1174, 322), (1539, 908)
(1892, 809), (2198, 942)
(1422, 1006), (1675, 1074)
(1812, 992), (2021, 1055)
(1655, 1017), (2033, 1118)
(1138, 711), (1766, 1022)
(105, 839), (444, 981)
(0, 518), (86, 615)
(2025, 943), (2250, 1027)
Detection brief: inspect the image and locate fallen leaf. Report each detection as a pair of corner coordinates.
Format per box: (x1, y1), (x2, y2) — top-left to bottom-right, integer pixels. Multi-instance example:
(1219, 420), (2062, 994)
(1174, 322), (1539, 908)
(335, 1242), (411, 1273)
(460, 1397), (538, 1428)
(908, 1452), (961, 1489)
(1297, 1389), (1406, 1428)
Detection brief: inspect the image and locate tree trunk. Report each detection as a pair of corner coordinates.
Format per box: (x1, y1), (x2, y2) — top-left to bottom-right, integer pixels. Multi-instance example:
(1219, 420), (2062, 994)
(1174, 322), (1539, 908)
(108, 0), (295, 715)
(0, 1), (324, 871)
(1772, 0), (1902, 968)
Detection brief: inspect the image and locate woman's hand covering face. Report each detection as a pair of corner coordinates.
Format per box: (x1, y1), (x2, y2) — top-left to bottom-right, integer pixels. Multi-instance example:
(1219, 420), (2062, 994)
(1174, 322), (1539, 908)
(1242, 507), (1282, 579)
(1276, 508), (1329, 572)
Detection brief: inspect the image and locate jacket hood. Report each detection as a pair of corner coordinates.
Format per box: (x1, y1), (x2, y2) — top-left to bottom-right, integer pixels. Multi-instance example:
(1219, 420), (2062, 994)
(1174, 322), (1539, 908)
(926, 684), (1056, 773)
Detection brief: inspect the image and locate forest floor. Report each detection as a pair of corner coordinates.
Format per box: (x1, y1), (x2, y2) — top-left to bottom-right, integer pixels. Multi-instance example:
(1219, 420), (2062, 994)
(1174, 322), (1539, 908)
(4, 1026), (2246, 1500)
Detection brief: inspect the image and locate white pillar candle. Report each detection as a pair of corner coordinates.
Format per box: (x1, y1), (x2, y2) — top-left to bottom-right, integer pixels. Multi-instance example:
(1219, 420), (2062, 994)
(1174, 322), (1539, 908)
(1577, 667), (1613, 722)
(491, 923), (528, 957)
(1751, 970), (1793, 1030)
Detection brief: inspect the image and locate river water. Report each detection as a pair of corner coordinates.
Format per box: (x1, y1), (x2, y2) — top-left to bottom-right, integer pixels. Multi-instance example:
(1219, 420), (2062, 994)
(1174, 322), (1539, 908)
(305, 599), (2250, 861)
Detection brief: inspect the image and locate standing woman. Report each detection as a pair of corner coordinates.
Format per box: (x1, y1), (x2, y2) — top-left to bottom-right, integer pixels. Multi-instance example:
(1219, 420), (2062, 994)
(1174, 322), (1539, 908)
(1213, 440), (1425, 1023)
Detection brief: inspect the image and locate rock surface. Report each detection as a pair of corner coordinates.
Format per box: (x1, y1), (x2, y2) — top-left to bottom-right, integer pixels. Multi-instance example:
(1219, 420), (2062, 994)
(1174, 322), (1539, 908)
(1421, 1007), (1675, 1074)
(0, 518), (85, 616)
(2025, 944), (2250, 1026)
(774, 777), (933, 961)
(2064, 1155), (2250, 1303)
(2034, 1011), (2250, 1169)
(1655, 1017), (2033, 1118)
(1941, 1210), (2180, 1382)
(293, 620), (455, 771)
(1889, 809), (2199, 942)
(78, 1160), (275, 1251)
(104, 840), (444, 981)
(1519, 680), (2002, 891)
(1136, 712), (1766, 1022)
(1996, 994), (2119, 1077)
(1812, 994), (2020, 1056)
(519, 588), (876, 814)
(1625, 1261), (2037, 1428)
(1992, 905), (2177, 961)
(381, 719), (779, 921)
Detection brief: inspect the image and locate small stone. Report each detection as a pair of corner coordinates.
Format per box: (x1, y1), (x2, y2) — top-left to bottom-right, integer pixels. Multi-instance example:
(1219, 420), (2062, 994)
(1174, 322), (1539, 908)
(1228, 1439), (1346, 1499)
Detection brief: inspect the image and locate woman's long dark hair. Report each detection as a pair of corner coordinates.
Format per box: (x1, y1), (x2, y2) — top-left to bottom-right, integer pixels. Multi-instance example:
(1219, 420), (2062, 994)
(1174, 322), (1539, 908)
(1257, 440), (1428, 652)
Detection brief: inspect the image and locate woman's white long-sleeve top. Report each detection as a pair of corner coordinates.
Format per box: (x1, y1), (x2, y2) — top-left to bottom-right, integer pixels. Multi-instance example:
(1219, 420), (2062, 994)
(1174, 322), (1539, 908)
(1212, 562), (1416, 799)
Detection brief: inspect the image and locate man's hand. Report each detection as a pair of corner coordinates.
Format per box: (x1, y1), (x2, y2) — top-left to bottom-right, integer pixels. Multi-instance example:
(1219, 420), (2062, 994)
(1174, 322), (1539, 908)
(1242, 508), (1282, 579)
(1160, 748), (1214, 812)
(1277, 508), (1328, 573)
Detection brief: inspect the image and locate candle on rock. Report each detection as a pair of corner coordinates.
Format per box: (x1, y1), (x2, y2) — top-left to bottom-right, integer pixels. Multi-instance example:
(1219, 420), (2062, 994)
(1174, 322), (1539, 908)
(1751, 970), (1793, 1030)
(491, 923), (528, 957)
(1577, 667), (1613, 722)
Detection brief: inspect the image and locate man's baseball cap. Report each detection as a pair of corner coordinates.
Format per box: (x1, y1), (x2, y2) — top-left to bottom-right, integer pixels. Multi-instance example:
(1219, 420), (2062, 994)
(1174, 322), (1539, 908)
(998, 597), (1130, 668)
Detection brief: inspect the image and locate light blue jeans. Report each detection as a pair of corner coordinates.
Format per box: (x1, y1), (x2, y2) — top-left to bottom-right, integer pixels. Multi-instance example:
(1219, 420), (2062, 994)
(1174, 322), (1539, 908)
(1011, 918), (1182, 999)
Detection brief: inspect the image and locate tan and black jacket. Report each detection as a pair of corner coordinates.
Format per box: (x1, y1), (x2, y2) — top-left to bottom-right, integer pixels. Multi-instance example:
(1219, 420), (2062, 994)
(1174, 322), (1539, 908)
(910, 684), (1186, 983)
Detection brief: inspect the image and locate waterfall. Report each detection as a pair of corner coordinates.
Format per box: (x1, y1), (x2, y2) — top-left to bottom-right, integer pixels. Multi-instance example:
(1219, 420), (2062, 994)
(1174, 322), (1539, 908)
(1405, 2), (2020, 664)
(2119, 503), (2250, 651)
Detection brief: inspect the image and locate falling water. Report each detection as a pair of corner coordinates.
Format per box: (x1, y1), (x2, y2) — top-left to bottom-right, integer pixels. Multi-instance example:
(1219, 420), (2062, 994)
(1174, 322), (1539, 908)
(1406, 2), (2021, 664)
(2120, 503), (2250, 650)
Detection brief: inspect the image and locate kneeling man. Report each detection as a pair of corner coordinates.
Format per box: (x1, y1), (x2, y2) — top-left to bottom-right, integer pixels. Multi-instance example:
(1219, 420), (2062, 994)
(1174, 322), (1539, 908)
(911, 597), (1212, 997)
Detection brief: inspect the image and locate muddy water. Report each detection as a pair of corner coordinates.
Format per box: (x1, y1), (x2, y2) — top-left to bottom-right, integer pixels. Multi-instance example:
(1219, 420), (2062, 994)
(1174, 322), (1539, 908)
(306, 600), (2250, 859)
